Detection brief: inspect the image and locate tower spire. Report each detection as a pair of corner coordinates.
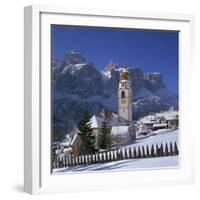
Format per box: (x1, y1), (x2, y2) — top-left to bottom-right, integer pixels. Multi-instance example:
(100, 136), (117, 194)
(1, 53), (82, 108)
(118, 69), (133, 124)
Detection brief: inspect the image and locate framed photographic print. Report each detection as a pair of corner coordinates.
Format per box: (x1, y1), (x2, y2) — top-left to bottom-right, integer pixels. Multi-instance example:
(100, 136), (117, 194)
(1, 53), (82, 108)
(24, 5), (195, 194)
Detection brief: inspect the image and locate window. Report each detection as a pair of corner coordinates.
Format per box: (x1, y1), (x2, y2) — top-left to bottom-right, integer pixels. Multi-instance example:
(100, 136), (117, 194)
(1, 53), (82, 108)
(121, 91), (125, 98)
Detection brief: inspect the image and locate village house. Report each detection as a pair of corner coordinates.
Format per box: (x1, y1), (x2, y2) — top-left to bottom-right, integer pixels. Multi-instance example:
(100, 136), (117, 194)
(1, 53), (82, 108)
(138, 110), (179, 134)
(140, 115), (158, 129)
(110, 123), (136, 146)
(165, 114), (178, 129)
(59, 132), (82, 156)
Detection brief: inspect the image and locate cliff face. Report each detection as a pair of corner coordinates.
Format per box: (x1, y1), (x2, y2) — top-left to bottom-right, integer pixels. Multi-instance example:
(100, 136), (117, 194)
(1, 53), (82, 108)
(52, 52), (178, 141)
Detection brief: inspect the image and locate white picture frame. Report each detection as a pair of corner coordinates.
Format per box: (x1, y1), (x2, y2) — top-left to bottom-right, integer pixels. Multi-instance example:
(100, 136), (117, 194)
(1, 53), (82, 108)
(24, 5), (195, 194)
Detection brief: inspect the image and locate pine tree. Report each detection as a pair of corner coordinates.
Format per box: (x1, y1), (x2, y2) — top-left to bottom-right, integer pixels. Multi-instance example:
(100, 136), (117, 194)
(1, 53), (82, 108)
(79, 111), (96, 154)
(98, 120), (111, 150)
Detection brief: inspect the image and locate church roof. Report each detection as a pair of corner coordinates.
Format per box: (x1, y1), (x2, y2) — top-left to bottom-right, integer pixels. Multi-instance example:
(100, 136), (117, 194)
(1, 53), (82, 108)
(98, 107), (118, 118)
(110, 126), (129, 137)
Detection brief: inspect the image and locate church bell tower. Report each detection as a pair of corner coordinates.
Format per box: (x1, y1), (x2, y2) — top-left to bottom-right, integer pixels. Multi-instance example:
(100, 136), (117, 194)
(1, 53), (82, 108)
(118, 69), (133, 124)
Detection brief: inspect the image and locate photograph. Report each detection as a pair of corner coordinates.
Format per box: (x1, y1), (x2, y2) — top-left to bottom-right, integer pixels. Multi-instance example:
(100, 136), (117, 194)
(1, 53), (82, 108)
(51, 25), (179, 174)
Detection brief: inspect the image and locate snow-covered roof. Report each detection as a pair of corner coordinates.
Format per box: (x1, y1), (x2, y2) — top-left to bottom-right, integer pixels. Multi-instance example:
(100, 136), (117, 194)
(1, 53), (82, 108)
(90, 108), (119, 128)
(60, 134), (72, 147)
(165, 115), (178, 121)
(111, 126), (129, 137)
(60, 131), (80, 147)
(140, 110), (178, 125)
(89, 115), (103, 129)
(156, 110), (178, 121)
(153, 123), (168, 128)
(140, 115), (159, 124)
(71, 133), (79, 145)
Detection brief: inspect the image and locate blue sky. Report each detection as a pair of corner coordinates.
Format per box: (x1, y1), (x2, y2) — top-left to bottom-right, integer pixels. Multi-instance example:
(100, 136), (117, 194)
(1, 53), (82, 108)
(52, 25), (178, 94)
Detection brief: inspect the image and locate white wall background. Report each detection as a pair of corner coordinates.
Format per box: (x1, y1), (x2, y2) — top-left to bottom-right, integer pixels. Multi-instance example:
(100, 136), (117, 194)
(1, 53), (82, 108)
(0, 0), (199, 199)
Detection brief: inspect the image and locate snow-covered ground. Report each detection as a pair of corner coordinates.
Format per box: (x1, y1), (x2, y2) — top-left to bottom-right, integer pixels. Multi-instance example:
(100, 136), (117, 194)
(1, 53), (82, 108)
(53, 156), (179, 174)
(53, 129), (179, 174)
(124, 129), (178, 149)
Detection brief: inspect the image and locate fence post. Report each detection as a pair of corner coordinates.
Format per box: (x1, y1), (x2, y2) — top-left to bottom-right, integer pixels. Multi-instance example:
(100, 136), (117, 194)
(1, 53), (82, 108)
(115, 150), (118, 161)
(169, 142), (173, 156)
(83, 154), (86, 165)
(90, 154), (93, 164)
(72, 156), (75, 167)
(76, 156), (79, 166)
(63, 156), (66, 167)
(142, 146), (146, 158)
(54, 157), (57, 168)
(87, 154), (90, 165)
(94, 154), (97, 164)
(116, 149), (120, 160)
(129, 147), (133, 159)
(165, 143), (169, 156)
(111, 151), (114, 161)
(97, 153), (100, 163)
(52, 158), (55, 169)
(58, 157), (61, 168)
(62, 157), (65, 167)
(116, 149), (119, 160)
(124, 148), (128, 159)
(74, 156), (77, 166)
(174, 142), (179, 155)
(105, 151), (108, 162)
(112, 150), (115, 161)
(79, 155), (82, 165)
(120, 149), (123, 160)
(138, 146), (142, 158)
(102, 153), (105, 163)
(67, 156), (70, 167)
(133, 147), (137, 158)
(160, 143), (164, 157)
(155, 144), (159, 157)
(71, 155), (74, 167)
(146, 145), (150, 158)
(108, 151), (111, 162)
(55, 157), (58, 168)
(59, 157), (62, 168)
(151, 144), (155, 157)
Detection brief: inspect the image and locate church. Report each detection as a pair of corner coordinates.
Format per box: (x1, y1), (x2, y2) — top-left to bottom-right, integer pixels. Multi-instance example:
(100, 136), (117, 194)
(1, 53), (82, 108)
(89, 69), (136, 149)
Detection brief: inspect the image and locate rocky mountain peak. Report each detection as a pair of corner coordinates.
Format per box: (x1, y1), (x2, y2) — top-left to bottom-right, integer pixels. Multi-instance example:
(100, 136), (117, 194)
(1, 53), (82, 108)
(64, 51), (87, 65)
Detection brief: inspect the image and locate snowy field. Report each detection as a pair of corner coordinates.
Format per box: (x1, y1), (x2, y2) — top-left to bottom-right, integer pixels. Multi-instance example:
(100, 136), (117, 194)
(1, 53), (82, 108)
(53, 129), (179, 174)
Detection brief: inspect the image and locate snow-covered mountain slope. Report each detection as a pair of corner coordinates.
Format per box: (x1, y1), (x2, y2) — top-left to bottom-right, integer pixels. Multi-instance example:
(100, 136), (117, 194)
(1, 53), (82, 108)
(52, 51), (178, 140)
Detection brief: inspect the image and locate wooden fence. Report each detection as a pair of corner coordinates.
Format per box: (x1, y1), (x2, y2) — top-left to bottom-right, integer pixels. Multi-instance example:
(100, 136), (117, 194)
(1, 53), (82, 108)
(52, 141), (179, 169)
